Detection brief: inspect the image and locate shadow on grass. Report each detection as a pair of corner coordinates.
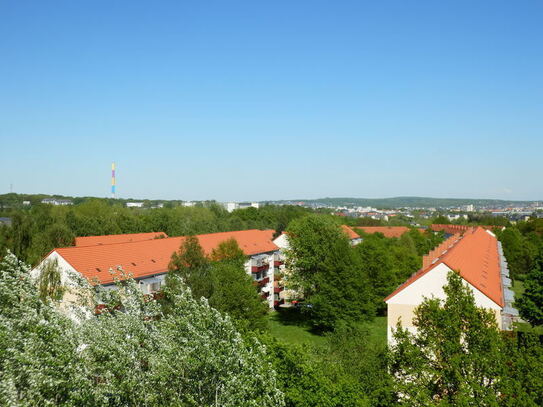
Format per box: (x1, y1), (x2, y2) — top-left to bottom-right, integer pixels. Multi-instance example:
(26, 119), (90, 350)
(273, 308), (327, 336)
(273, 307), (309, 325)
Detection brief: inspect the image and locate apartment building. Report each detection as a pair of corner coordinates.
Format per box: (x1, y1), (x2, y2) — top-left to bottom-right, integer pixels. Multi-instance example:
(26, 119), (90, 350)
(384, 227), (518, 345)
(32, 229), (281, 309)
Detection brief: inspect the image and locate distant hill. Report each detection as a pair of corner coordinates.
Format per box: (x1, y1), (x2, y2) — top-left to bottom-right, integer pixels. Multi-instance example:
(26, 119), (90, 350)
(266, 196), (540, 209)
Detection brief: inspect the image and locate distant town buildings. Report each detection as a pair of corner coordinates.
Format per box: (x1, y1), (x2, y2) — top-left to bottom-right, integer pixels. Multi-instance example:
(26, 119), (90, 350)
(126, 202), (144, 208)
(224, 202), (259, 213)
(41, 198), (73, 206)
(463, 204), (475, 212)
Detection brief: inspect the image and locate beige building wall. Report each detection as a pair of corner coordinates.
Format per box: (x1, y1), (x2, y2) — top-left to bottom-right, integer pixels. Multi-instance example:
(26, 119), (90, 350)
(386, 263), (503, 345)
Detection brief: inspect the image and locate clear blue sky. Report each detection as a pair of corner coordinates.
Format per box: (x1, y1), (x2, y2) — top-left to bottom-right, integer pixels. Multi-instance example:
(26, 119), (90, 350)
(1, 1), (542, 201)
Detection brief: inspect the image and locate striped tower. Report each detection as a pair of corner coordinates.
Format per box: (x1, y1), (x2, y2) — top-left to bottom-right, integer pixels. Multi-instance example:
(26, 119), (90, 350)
(111, 162), (116, 198)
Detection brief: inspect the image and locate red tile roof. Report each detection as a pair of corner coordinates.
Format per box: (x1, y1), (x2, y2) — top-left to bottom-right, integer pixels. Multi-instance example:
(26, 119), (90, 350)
(75, 232), (168, 247)
(385, 227), (503, 307)
(56, 229), (278, 285)
(430, 224), (503, 234)
(341, 225), (360, 240)
(354, 226), (410, 238)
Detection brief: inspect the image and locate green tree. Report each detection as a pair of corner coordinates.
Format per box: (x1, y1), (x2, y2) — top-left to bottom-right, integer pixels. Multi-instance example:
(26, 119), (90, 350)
(354, 236), (397, 315)
(516, 249), (543, 326)
(209, 260), (268, 331)
(210, 237), (245, 262)
(432, 215), (450, 224)
(37, 258), (65, 302)
(167, 235), (214, 300)
(286, 215), (374, 330)
(10, 212), (33, 260)
(499, 227), (537, 279)
(167, 238), (268, 331)
(322, 324), (395, 406)
(389, 271), (511, 406)
(261, 335), (364, 407)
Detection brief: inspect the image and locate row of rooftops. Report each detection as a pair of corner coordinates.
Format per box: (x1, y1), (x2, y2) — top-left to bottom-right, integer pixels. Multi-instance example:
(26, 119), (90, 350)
(430, 224), (504, 235)
(51, 229), (279, 285)
(385, 227), (504, 308)
(44, 224), (509, 310)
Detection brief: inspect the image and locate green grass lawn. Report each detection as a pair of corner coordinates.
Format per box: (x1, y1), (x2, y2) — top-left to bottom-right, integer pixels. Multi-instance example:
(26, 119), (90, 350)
(267, 311), (327, 347)
(267, 308), (387, 348)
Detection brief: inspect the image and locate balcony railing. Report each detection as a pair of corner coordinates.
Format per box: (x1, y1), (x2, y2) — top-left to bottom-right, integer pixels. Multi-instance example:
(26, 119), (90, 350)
(251, 264), (269, 273)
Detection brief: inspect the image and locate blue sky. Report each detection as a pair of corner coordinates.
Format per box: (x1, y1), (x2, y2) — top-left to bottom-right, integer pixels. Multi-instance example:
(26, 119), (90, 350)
(1, 1), (542, 201)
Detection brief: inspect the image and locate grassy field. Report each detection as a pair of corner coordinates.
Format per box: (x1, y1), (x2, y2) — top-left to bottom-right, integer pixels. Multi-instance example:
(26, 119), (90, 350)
(267, 308), (387, 348)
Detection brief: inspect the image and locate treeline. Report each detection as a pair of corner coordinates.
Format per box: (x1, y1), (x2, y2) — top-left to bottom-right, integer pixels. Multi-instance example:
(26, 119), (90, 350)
(0, 199), (312, 265)
(496, 218), (543, 280)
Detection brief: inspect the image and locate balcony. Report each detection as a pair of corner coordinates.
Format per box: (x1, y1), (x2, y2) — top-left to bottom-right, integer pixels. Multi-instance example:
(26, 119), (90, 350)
(258, 276), (270, 286)
(274, 286), (282, 293)
(251, 264), (269, 273)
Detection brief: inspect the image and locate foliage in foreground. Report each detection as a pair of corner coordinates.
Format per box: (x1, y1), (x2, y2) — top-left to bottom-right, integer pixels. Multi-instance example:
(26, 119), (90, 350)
(0, 252), (284, 406)
(261, 323), (394, 407)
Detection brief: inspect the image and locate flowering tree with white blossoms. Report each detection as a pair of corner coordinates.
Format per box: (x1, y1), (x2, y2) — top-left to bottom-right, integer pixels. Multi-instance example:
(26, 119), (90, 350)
(0, 252), (284, 406)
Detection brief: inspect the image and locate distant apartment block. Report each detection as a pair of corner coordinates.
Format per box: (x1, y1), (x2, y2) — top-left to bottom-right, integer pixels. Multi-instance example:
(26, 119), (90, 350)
(385, 227), (518, 345)
(41, 198), (73, 206)
(225, 202), (260, 213)
(126, 202), (144, 208)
